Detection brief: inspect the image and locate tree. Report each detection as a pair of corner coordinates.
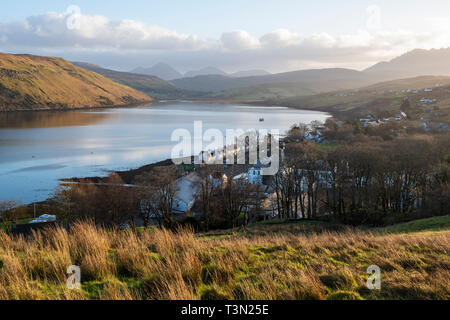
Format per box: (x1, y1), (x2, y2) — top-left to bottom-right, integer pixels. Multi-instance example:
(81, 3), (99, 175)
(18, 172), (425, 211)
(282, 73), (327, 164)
(0, 200), (20, 223)
(56, 173), (139, 227)
(135, 166), (178, 228)
(215, 168), (263, 228)
(287, 123), (309, 142)
(196, 165), (220, 231)
(400, 98), (411, 112)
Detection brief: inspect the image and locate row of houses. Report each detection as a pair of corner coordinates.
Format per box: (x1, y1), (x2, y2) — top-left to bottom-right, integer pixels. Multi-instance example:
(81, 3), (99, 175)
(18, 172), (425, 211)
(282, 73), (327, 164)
(359, 112), (408, 127)
(420, 97), (437, 104)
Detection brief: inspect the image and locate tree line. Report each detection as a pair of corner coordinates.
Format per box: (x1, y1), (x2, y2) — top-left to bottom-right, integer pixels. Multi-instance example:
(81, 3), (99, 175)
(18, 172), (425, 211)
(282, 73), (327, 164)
(272, 121), (450, 225)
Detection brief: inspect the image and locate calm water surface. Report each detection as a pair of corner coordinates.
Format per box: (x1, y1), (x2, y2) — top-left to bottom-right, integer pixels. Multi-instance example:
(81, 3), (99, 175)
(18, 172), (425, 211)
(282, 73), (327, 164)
(0, 102), (329, 203)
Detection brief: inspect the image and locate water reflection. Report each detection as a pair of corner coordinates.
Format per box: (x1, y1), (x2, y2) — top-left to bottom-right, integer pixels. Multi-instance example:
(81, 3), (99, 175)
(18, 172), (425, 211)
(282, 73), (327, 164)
(0, 102), (330, 203)
(0, 110), (113, 129)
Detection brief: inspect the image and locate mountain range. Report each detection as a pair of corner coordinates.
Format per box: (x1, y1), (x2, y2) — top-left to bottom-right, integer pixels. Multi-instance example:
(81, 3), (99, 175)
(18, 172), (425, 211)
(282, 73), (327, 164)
(364, 48), (450, 79)
(170, 47), (450, 98)
(73, 62), (193, 99)
(131, 63), (183, 81)
(171, 68), (374, 94)
(130, 48), (450, 96)
(131, 63), (271, 80)
(0, 53), (151, 111)
(2, 47), (450, 111)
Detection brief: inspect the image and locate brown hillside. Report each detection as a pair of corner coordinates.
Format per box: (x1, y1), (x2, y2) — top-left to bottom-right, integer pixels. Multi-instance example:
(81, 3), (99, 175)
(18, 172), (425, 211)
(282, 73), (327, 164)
(0, 53), (152, 111)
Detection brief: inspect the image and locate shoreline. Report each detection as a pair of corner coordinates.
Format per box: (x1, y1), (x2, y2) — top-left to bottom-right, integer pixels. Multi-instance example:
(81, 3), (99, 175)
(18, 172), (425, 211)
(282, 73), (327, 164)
(0, 100), (153, 113)
(0, 98), (338, 119)
(60, 157), (178, 185)
(2, 100), (332, 210)
(175, 98), (340, 119)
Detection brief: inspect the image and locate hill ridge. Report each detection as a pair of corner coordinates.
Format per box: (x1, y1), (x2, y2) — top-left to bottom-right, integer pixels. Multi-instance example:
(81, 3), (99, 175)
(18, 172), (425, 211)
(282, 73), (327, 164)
(0, 53), (152, 111)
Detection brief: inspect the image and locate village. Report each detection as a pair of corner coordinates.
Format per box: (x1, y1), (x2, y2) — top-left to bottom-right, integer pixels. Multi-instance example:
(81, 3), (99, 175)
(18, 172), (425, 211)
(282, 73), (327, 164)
(2, 78), (450, 234)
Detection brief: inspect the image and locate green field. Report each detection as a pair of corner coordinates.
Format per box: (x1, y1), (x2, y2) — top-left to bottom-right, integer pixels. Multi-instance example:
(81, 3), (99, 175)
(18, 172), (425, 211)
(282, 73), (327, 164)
(382, 215), (450, 233)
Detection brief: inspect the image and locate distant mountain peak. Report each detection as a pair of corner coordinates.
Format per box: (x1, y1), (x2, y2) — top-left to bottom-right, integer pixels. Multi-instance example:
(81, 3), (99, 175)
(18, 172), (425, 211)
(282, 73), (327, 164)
(130, 62), (182, 81)
(230, 69), (271, 78)
(153, 62), (173, 68)
(364, 47), (450, 79)
(184, 66), (227, 78)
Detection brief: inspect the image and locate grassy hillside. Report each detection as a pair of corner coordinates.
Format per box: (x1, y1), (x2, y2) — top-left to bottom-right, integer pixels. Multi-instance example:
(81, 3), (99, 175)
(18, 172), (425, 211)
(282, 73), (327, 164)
(73, 62), (194, 99)
(0, 53), (151, 111)
(382, 215), (450, 233)
(207, 82), (319, 100)
(277, 75), (450, 120)
(363, 75), (450, 91)
(172, 68), (376, 93)
(0, 220), (448, 300)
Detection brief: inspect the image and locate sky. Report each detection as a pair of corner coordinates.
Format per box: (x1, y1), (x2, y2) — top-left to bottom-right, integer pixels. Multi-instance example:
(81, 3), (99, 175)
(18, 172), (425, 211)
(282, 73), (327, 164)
(1, 0), (449, 73)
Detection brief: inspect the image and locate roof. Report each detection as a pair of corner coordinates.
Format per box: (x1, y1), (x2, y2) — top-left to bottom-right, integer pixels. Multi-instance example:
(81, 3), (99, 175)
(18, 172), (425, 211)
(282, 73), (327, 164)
(30, 214), (57, 224)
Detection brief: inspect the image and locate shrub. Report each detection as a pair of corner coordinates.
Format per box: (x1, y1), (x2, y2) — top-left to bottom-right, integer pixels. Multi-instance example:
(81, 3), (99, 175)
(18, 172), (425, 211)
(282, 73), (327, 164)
(319, 271), (357, 291)
(327, 291), (363, 300)
(200, 286), (231, 300)
(201, 264), (231, 285)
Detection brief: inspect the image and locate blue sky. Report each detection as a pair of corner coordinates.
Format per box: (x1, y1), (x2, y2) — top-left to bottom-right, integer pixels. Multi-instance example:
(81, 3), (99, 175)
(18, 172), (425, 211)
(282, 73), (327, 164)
(1, 0), (368, 37)
(2, 0), (450, 37)
(1, 1), (449, 72)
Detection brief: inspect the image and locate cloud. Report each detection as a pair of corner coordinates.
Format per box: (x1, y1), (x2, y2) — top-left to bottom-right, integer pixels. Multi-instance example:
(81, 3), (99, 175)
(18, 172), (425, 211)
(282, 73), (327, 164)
(220, 30), (259, 51)
(0, 11), (205, 51)
(260, 29), (301, 47)
(0, 10), (448, 72)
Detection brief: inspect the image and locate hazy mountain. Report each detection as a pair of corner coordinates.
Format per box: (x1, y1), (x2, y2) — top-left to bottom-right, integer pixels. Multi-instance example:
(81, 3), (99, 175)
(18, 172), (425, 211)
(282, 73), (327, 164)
(362, 75), (450, 91)
(73, 62), (192, 99)
(207, 82), (320, 100)
(229, 70), (271, 77)
(184, 66), (227, 78)
(172, 68), (373, 93)
(182, 67), (269, 78)
(0, 53), (151, 111)
(277, 74), (450, 120)
(131, 62), (183, 80)
(364, 47), (450, 79)
(172, 47), (450, 98)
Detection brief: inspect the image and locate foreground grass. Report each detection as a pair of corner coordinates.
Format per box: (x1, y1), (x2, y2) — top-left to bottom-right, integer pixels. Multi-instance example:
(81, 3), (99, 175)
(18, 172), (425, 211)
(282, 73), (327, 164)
(0, 221), (448, 300)
(0, 219), (33, 232)
(382, 215), (450, 234)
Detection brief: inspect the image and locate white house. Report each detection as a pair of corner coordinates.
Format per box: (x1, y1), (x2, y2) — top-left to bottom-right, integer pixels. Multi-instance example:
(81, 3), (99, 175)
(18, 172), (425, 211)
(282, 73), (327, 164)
(30, 214), (56, 224)
(233, 162), (265, 185)
(248, 166), (263, 184)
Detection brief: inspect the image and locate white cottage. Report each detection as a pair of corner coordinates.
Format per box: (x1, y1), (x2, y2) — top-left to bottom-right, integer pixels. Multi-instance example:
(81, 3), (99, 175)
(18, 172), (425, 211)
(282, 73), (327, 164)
(248, 164), (263, 184)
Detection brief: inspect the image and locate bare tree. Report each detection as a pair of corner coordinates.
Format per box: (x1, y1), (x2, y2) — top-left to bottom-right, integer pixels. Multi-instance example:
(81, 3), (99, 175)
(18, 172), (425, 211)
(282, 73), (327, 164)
(56, 173), (139, 227)
(135, 166), (178, 228)
(196, 165), (220, 231)
(0, 200), (20, 223)
(287, 123), (309, 142)
(217, 169), (260, 228)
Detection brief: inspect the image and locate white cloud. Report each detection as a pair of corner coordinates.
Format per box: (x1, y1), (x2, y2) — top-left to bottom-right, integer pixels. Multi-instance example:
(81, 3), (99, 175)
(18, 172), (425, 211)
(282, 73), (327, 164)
(0, 11), (204, 51)
(220, 30), (259, 51)
(0, 10), (448, 72)
(260, 29), (301, 47)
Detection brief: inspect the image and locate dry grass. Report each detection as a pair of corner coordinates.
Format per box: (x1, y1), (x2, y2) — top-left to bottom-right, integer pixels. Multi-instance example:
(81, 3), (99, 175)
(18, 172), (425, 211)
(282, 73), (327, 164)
(0, 221), (448, 300)
(0, 52), (151, 111)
